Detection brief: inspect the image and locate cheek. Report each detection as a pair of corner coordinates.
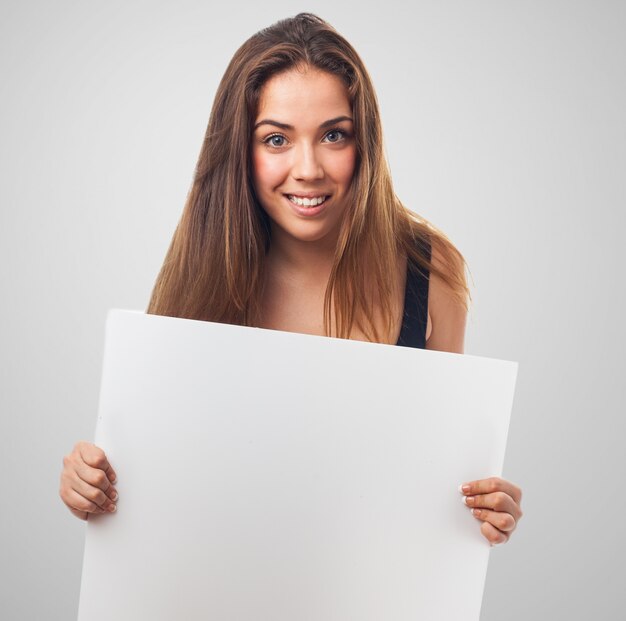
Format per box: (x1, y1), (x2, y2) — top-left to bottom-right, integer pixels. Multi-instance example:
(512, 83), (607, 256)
(329, 147), (357, 185)
(252, 150), (285, 191)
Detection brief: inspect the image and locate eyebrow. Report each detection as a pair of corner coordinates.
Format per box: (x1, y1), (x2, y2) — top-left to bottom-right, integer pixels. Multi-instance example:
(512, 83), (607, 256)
(253, 115), (353, 131)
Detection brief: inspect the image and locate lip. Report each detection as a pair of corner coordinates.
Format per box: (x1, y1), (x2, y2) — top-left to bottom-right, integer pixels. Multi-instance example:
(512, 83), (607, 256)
(283, 193), (330, 217)
(284, 191), (332, 199)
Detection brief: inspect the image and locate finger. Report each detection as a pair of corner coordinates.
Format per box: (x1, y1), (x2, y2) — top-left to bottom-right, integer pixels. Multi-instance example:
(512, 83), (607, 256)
(70, 475), (117, 512)
(460, 476), (522, 505)
(480, 520), (509, 546)
(77, 442), (117, 484)
(75, 460), (118, 502)
(64, 488), (111, 515)
(470, 507), (517, 533)
(462, 490), (521, 520)
(68, 507), (88, 521)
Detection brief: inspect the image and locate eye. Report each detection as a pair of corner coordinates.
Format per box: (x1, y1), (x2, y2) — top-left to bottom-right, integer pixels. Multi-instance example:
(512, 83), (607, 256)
(263, 134), (287, 148)
(324, 128), (348, 143)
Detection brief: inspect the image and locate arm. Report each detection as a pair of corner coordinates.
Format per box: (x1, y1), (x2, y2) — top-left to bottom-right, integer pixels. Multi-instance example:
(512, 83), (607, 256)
(424, 244), (467, 354)
(424, 244), (523, 545)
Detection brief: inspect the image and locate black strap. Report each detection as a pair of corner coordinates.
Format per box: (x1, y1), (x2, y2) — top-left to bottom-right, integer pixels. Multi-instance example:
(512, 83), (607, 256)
(396, 241), (431, 349)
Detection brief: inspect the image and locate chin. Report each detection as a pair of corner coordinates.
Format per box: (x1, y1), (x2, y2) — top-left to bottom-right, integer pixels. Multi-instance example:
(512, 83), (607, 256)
(285, 224), (337, 243)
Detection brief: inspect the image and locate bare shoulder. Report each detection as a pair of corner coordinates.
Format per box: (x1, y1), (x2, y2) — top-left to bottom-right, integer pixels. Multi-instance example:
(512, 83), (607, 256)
(425, 241), (468, 354)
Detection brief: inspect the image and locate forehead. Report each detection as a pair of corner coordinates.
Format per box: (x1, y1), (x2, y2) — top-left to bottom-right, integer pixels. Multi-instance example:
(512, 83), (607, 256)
(255, 68), (351, 123)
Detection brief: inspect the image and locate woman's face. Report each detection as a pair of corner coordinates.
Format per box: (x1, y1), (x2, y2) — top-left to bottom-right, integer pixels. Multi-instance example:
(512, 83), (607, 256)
(251, 67), (357, 245)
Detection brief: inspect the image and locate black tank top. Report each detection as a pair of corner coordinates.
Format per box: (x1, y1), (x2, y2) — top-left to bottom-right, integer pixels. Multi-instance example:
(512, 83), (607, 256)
(395, 240), (431, 349)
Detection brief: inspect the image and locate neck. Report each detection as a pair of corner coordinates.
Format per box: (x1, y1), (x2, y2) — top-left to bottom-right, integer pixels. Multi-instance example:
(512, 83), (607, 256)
(266, 225), (339, 284)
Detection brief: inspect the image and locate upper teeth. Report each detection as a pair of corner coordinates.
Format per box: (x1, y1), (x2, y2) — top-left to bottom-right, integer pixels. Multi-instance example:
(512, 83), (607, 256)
(288, 195), (327, 206)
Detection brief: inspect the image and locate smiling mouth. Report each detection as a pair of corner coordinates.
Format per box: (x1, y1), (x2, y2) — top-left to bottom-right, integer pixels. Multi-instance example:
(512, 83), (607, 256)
(284, 194), (331, 207)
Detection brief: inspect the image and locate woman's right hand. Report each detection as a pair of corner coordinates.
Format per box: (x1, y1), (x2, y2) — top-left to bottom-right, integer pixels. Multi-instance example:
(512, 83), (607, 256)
(59, 441), (118, 520)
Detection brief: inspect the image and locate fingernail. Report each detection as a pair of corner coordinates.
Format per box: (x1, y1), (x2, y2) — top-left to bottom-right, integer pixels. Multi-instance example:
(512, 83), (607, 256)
(111, 491), (118, 501)
(461, 484), (471, 493)
(111, 475), (117, 484)
(108, 504), (117, 512)
(472, 508), (481, 516)
(462, 496), (474, 505)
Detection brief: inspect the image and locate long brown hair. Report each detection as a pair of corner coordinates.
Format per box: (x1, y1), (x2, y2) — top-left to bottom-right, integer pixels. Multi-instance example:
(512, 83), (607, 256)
(147, 12), (471, 341)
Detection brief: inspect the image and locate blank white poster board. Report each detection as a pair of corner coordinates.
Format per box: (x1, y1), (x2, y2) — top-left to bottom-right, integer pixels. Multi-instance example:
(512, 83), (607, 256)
(77, 309), (518, 620)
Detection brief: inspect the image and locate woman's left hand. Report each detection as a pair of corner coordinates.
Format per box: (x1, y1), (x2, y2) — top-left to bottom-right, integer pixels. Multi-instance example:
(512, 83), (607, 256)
(459, 476), (523, 545)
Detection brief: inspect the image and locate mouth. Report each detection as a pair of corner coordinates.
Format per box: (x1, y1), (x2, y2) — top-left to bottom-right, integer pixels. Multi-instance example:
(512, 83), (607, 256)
(282, 193), (331, 217)
(283, 194), (331, 207)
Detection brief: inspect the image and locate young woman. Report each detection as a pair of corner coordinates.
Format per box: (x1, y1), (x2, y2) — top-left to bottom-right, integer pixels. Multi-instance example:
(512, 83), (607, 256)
(59, 13), (522, 545)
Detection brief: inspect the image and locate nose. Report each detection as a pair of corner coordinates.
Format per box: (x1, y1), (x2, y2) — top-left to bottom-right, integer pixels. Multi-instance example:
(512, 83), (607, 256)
(291, 142), (324, 181)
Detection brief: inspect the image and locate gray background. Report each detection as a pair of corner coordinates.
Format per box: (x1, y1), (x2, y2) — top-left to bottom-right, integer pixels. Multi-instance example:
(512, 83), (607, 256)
(1, 1), (624, 619)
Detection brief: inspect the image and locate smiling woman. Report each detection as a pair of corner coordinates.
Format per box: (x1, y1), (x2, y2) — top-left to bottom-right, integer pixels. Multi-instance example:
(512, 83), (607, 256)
(145, 13), (471, 346)
(59, 12), (523, 546)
